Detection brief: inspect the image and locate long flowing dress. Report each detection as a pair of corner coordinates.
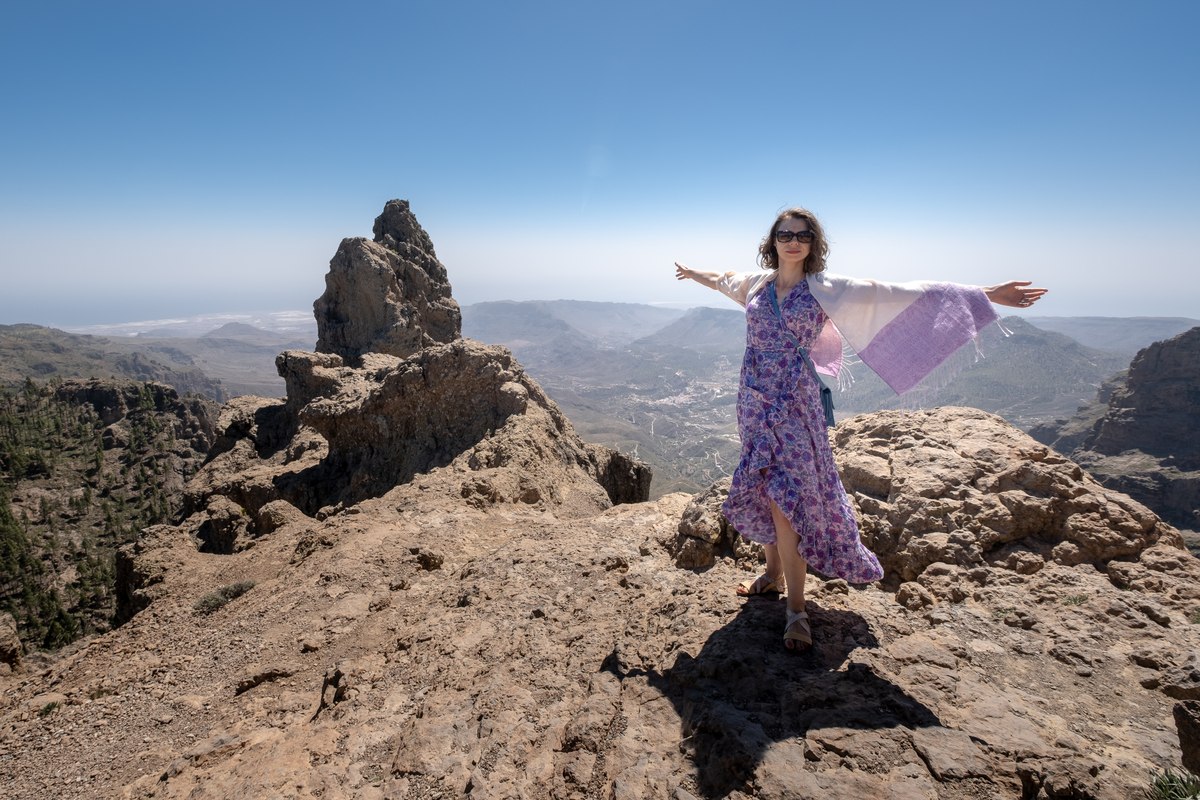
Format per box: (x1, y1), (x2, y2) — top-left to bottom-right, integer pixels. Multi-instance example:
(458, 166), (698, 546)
(721, 277), (885, 584)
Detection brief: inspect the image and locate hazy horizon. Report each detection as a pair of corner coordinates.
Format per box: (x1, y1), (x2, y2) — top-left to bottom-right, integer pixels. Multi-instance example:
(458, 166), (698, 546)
(29, 301), (1200, 343)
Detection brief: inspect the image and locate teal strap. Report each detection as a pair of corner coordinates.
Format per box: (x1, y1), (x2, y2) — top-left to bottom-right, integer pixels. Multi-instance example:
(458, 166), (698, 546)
(765, 283), (836, 428)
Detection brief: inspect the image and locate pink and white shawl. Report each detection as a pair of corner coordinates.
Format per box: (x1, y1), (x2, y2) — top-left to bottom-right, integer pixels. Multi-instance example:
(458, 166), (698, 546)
(716, 270), (998, 394)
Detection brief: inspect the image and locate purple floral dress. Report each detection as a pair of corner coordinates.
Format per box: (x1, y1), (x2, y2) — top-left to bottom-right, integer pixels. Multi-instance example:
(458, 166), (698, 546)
(721, 278), (884, 584)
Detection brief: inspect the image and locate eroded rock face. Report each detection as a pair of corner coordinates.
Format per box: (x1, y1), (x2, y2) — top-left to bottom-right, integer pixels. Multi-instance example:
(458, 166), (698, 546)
(313, 199), (461, 363)
(0, 613), (20, 670)
(1035, 327), (1200, 529)
(54, 378), (217, 451)
(1084, 327), (1200, 466)
(265, 340), (646, 515)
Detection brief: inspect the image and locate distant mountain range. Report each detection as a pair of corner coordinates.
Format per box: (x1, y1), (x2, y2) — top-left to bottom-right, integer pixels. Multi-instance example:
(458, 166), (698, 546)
(463, 301), (1193, 495)
(0, 322), (313, 400)
(3, 303), (1194, 498)
(1023, 316), (1199, 357)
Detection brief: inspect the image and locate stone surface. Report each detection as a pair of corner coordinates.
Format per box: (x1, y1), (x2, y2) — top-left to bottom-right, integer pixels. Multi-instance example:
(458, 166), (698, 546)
(314, 199), (461, 363)
(1035, 326), (1200, 530)
(832, 407), (1180, 584)
(674, 481), (759, 569)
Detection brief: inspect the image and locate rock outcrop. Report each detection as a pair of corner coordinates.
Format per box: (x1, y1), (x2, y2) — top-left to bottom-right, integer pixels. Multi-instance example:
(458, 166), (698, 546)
(1034, 327), (1200, 529)
(314, 199), (461, 363)
(1083, 327), (1200, 465)
(53, 379), (217, 453)
(174, 200), (650, 552)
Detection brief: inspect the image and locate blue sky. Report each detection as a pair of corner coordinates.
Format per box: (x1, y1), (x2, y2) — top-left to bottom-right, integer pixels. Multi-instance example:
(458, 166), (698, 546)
(2, 0), (1197, 326)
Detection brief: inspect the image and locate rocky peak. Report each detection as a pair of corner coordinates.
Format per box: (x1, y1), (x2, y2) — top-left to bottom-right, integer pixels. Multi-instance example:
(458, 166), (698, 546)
(176, 201), (650, 559)
(1083, 326), (1200, 468)
(371, 197), (439, 259)
(314, 199), (461, 363)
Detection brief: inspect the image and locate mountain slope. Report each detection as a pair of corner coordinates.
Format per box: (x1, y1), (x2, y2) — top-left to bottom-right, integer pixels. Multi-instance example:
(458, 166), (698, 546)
(1025, 316), (1200, 356)
(0, 325), (226, 401)
(633, 306), (746, 357)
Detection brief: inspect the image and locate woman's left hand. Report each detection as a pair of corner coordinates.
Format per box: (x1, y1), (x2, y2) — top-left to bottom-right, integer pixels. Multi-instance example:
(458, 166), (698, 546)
(985, 280), (1048, 309)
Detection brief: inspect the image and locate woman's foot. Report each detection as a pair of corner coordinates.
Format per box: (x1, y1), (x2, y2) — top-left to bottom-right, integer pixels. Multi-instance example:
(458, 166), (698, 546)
(784, 608), (811, 650)
(736, 573), (784, 596)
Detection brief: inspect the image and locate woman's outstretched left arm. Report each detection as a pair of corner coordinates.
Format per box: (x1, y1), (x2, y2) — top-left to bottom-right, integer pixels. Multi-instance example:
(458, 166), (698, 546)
(984, 280), (1048, 308)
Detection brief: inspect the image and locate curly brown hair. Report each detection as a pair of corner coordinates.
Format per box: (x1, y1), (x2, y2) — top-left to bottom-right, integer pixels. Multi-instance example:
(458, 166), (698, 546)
(756, 207), (829, 273)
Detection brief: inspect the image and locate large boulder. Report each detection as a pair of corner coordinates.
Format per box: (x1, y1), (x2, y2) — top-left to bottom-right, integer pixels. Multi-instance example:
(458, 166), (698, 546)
(833, 407), (1180, 583)
(672, 407), (1181, 584)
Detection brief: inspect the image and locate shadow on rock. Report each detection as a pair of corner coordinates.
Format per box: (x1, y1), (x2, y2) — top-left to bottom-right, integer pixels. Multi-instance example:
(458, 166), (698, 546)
(613, 598), (941, 798)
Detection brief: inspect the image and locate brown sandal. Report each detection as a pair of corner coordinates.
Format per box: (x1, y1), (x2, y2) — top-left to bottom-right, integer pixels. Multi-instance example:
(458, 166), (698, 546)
(737, 573), (783, 596)
(784, 609), (812, 650)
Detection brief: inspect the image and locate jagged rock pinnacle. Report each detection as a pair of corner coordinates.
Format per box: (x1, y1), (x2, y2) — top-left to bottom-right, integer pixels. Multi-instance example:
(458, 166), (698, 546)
(314, 199), (461, 363)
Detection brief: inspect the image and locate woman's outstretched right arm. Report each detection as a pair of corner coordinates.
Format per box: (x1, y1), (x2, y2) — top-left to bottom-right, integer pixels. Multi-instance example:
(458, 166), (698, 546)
(674, 262), (727, 290)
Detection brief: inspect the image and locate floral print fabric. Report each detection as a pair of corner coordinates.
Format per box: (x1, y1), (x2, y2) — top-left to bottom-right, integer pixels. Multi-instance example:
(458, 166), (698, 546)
(721, 278), (884, 584)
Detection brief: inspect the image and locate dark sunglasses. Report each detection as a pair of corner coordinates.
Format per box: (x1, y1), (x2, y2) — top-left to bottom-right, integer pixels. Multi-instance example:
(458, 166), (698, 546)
(775, 230), (815, 243)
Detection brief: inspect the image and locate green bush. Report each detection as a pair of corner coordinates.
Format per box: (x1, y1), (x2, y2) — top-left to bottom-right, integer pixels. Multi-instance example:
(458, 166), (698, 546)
(1145, 768), (1200, 800)
(193, 580), (256, 616)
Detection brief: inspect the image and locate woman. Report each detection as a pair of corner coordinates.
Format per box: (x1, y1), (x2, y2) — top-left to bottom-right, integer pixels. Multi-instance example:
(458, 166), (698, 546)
(675, 208), (1046, 650)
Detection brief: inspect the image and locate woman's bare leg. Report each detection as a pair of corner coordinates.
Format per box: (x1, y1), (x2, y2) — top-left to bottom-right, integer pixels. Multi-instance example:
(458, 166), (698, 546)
(770, 501), (810, 649)
(770, 501), (807, 614)
(762, 543), (783, 583)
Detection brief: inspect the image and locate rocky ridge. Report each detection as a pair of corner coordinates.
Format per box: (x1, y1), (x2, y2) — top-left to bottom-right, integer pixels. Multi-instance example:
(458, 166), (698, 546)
(1034, 326), (1200, 530)
(125, 200), (650, 607)
(0, 202), (1195, 799)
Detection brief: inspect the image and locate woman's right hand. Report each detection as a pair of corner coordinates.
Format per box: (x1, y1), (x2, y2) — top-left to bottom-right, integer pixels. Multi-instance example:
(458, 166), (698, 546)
(675, 263), (724, 290)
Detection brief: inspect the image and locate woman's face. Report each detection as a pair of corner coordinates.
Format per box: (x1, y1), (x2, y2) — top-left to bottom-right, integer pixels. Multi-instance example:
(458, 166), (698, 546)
(774, 217), (812, 271)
